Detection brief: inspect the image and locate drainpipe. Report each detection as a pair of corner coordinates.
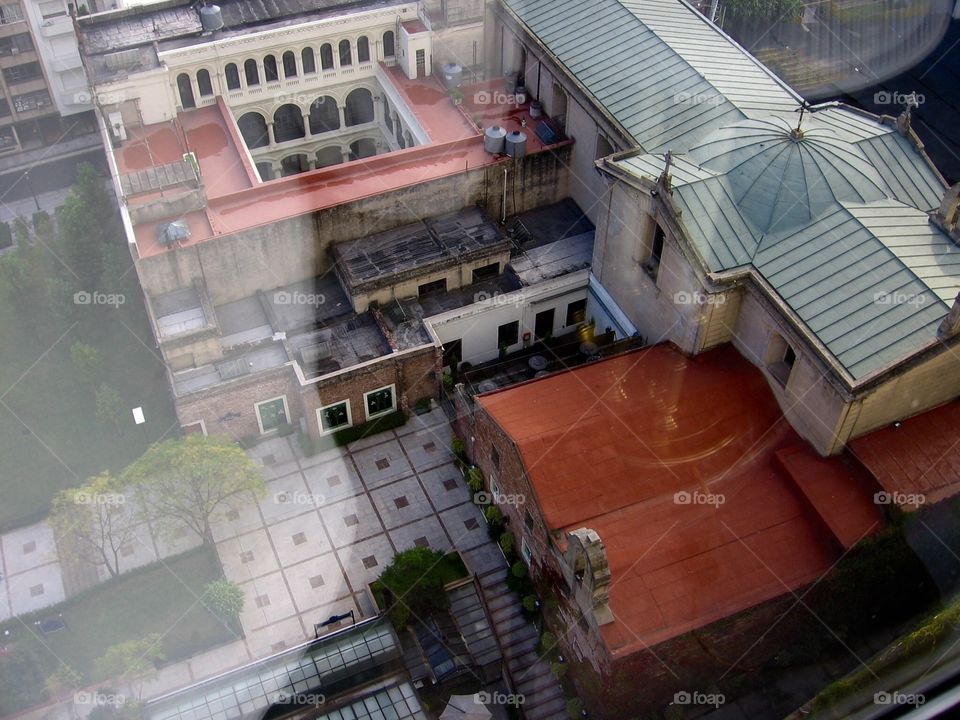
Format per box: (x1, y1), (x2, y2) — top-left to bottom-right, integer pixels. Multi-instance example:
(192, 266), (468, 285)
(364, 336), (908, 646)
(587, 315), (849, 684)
(501, 165), (508, 223)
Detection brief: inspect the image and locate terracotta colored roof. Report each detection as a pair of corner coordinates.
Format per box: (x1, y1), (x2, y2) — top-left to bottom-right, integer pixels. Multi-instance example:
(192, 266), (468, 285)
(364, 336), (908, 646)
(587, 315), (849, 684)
(850, 400), (960, 507)
(476, 344), (882, 655)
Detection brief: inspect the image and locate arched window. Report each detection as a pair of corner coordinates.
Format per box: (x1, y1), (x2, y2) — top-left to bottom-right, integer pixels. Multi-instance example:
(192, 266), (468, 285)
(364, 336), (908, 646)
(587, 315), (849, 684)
(273, 104), (305, 143)
(225, 63), (241, 90)
(338, 39), (352, 67)
(256, 162), (273, 181)
(244, 59), (260, 86)
(282, 51), (297, 78)
(383, 31), (395, 58)
(264, 54), (279, 82)
(320, 43), (334, 71)
(316, 146), (342, 169)
(344, 87), (373, 126)
(176, 73), (195, 109)
(196, 69), (213, 97)
(280, 154), (309, 176)
(383, 100), (393, 132)
(349, 138), (376, 161)
(357, 36), (370, 63)
(308, 96), (340, 135)
(237, 112), (269, 149)
(301, 47), (316, 74)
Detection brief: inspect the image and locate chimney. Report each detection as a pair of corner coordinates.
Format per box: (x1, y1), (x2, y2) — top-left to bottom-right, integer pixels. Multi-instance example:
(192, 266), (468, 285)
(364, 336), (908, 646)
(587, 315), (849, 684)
(931, 182), (960, 244)
(939, 292), (960, 340)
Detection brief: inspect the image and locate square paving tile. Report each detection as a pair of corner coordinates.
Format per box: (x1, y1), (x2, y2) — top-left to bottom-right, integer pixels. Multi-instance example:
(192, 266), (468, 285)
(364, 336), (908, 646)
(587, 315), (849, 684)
(399, 428), (454, 472)
(388, 516), (451, 554)
(395, 408), (447, 436)
(218, 529), (280, 581)
(369, 476), (432, 529)
(283, 553), (351, 612)
(352, 440), (414, 489)
(302, 457), (365, 505)
(260, 472), (315, 524)
(337, 534), (395, 591)
(210, 491), (265, 541)
(418, 464), (470, 511)
(2, 522), (59, 575)
(237, 572), (297, 631)
(439, 503), (489, 552)
(319, 495), (384, 548)
(267, 512), (331, 565)
(345, 429), (398, 452)
(248, 436), (299, 479)
(7, 564), (64, 615)
(306, 597), (361, 638)
(155, 520), (204, 560)
(245, 616), (307, 657)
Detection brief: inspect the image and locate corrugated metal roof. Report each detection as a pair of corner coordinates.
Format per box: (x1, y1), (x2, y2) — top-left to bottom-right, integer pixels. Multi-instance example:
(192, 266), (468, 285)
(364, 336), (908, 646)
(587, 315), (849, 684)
(505, 0), (745, 151)
(611, 107), (957, 381)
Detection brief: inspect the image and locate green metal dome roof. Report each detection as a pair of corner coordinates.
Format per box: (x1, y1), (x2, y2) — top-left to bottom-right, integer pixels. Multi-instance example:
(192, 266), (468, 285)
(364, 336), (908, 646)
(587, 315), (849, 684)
(687, 116), (889, 234)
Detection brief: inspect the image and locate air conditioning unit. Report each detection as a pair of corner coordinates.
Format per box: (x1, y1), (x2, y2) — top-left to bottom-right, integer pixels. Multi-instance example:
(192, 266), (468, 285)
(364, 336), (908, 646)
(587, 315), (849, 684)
(10, 46), (19, 54)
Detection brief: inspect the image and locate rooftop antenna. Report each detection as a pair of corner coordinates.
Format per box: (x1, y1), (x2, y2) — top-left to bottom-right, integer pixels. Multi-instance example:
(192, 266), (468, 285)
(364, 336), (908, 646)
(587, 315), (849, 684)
(791, 102), (809, 140)
(658, 149), (673, 191)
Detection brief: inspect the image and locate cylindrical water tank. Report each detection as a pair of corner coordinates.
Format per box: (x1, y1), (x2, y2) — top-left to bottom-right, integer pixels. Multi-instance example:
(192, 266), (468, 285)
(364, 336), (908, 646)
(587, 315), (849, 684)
(484, 125), (507, 154)
(505, 130), (527, 158)
(442, 62), (463, 89)
(199, 4), (224, 32)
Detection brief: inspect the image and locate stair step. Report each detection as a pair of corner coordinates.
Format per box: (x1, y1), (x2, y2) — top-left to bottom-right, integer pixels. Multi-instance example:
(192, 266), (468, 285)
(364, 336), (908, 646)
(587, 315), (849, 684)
(485, 591), (516, 613)
(517, 667), (559, 698)
(492, 602), (523, 626)
(524, 695), (568, 720)
(479, 568), (508, 589)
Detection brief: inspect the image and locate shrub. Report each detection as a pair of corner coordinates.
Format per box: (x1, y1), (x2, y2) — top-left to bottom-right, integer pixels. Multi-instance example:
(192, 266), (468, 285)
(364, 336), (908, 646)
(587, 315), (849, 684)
(333, 410), (407, 446)
(523, 594), (540, 613)
(442, 373), (454, 391)
(451, 434), (466, 458)
(566, 698), (582, 719)
(0, 221), (11, 249)
(539, 630), (557, 655)
(511, 560), (528, 579)
(466, 467), (484, 493)
(376, 547), (452, 630)
(414, 397), (431, 413)
(551, 661), (567, 680)
(202, 579), (244, 620)
(499, 531), (515, 556)
(485, 504), (503, 525)
(32, 211), (51, 235)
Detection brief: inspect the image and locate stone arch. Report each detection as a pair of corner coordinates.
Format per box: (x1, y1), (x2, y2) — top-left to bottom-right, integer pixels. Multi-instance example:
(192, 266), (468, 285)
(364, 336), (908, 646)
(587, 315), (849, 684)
(383, 30), (395, 58)
(280, 154), (309, 176)
(196, 68), (213, 97)
(563, 528), (613, 626)
(344, 87), (374, 126)
(308, 95), (340, 135)
(255, 161), (274, 181)
(338, 39), (352, 67)
(315, 146), (343, 169)
(357, 35), (370, 63)
(225, 62), (241, 90)
(282, 50), (297, 78)
(320, 43), (334, 70)
(273, 103), (305, 143)
(237, 112), (269, 149)
(301, 47), (316, 75)
(349, 137), (377, 161)
(244, 59), (260, 86)
(403, 130), (413, 148)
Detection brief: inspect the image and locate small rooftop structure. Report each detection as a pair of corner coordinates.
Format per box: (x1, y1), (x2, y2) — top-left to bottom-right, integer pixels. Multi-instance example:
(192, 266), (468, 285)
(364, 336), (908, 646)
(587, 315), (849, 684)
(476, 344), (882, 654)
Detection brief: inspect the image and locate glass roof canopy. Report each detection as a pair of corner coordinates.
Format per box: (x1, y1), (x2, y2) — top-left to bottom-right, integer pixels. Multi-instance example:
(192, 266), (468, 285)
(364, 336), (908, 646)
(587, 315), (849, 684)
(145, 619), (403, 720)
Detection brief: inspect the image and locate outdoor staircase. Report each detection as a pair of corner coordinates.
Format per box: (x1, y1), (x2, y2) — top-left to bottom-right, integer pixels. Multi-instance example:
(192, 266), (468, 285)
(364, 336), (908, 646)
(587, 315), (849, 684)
(476, 566), (569, 720)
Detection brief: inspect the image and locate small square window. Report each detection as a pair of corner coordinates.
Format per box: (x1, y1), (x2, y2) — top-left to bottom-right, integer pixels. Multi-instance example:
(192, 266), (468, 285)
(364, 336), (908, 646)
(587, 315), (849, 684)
(365, 386), (396, 419)
(319, 401), (351, 433)
(256, 397), (288, 433)
(497, 320), (519, 348)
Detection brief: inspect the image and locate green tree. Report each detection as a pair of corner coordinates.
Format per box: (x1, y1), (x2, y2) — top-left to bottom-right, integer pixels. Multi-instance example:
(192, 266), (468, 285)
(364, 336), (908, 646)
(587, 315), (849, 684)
(95, 634), (164, 698)
(49, 472), (137, 578)
(202, 579), (245, 621)
(124, 435), (265, 544)
(70, 341), (101, 386)
(95, 383), (125, 430)
(44, 664), (82, 701)
(376, 547), (452, 630)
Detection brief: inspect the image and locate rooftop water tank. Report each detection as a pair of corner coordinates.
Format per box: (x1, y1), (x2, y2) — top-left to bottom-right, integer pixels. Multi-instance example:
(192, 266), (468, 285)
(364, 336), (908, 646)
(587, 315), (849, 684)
(442, 62), (463, 90)
(484, 125), (507, 154)
(199, 4), (224, 33)
(505, 130), (527, 158)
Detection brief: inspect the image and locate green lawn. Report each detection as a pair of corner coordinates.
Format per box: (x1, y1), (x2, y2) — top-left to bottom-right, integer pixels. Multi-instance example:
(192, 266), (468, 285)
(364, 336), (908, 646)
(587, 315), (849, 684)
(0, 290), (177, 531)
(0, 545), (238, 716)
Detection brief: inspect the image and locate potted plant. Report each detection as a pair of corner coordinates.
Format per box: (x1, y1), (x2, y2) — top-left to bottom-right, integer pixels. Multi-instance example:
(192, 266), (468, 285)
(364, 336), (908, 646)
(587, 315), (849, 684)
(450, 88), (464, 106)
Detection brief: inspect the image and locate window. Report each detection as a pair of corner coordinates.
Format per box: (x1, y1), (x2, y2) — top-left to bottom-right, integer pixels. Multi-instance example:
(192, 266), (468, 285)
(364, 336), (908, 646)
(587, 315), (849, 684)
(320, 43), (334, 70)
(418, 278), (447, 296)
(318, 401), (352, 434)
(365, 385), (396, 419)
(176, 74), (195, 108)
(255, 396), (289, 433)
(2, 62), (42, 84)
(524, 510), (534, 532)
(534, 308), (555, 340)
(196, 69), (213, 96)
(0, 33), (32, 56)
(596, 133), (614, 160)
(263, 54), (279, 82)
(491, 445), (500, 472)
(357, 36), (370, 63)
(565, 299), (586, 327)
(38, 0), (65, 19)
(644, 222), (665, 279)
(521, 537), (533, 564)
(338, 40), (352, 67)
(472, 262), (499, 283)
(765, 333), (797, 387)
(383, 31), (395, 57)
(225, 63), (240, 90)
(0, 4), (23, 24)
(301, 47), (316, 74)
(498, 320), (519, 348)
(282, 51), (297, 78)
(244, 59), (260, 86)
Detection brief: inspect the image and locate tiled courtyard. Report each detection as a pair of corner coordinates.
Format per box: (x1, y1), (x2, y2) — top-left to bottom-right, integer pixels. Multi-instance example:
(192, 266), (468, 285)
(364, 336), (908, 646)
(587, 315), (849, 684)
(213, 408), (495, 657)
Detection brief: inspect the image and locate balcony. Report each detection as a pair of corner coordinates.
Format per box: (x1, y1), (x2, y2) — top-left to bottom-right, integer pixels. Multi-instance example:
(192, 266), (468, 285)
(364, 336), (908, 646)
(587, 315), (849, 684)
(40, 17), (74, 38)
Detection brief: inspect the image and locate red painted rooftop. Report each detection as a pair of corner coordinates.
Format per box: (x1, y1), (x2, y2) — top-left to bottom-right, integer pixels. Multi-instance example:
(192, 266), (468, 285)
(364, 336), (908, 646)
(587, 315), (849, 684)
(121, 68), (561, 259)
(850, 399), (960, 507)
(476, 344), (882, 655)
